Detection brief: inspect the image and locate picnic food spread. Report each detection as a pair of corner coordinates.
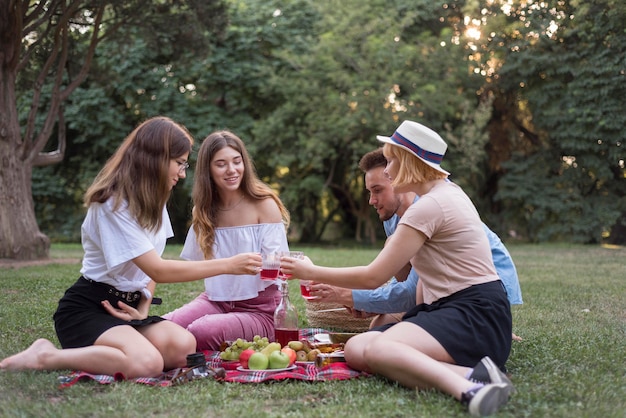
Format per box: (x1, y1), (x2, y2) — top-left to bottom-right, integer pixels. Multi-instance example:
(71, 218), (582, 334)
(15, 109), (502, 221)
(219, 335), (346, 371)
(57, 329), (370, 388)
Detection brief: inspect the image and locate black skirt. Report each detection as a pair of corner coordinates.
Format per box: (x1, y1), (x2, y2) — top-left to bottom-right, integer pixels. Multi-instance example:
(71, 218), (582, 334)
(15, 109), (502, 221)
(53, 277), (165, 349)
(372, 280), (512, 369)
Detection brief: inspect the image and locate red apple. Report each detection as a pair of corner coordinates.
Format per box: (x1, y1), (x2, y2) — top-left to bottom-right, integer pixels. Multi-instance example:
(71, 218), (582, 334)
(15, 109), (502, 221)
(281, 347), (297, 366)
(238, 348), (256, 369)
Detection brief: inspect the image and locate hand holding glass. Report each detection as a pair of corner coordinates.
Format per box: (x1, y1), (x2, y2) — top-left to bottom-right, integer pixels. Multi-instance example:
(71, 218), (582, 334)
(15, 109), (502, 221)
(279, 252), (317, 300)
(300, 280), (317, 300)
(279, 251), (304, 279)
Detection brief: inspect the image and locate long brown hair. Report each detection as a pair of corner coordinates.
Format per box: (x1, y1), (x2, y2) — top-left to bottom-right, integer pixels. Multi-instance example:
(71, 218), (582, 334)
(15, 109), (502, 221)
(192, 130), (290, 259)
(84, 116), (194, 231)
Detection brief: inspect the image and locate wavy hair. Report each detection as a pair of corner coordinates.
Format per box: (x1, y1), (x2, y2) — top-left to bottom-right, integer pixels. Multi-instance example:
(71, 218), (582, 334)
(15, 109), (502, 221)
(382, 143), (447, 188)
(192, 130), (290, 259)
(84, 116), (194, 231)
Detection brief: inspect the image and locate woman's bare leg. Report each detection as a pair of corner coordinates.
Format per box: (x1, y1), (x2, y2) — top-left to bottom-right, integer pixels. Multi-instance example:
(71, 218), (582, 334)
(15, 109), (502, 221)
(344, 331), (380, 372)
(139, 321), (197, 370)
(1, 325), (166, 379)
(0, 339), (58, 371)
(349, 322), (476, 400)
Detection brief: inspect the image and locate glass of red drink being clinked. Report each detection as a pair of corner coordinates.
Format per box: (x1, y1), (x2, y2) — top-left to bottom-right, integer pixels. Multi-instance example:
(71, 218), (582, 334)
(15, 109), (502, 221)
(260, 252), (281, 281)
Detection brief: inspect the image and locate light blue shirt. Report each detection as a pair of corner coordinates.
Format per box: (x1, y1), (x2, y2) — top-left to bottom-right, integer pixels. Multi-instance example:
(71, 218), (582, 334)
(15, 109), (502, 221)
(352, 197), (523, 313)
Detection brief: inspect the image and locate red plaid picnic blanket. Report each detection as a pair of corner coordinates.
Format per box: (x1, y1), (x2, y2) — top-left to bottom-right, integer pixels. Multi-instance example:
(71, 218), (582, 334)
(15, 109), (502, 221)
(57, 328), (370, 388)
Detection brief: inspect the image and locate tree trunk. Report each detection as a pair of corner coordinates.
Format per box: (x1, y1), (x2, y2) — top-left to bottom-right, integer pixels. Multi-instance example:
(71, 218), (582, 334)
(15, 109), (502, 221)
(0, 141), (50, 260)
(0, 12), (50, 260)
(0, 117), (50, 260)
(607, 213), (626, 245)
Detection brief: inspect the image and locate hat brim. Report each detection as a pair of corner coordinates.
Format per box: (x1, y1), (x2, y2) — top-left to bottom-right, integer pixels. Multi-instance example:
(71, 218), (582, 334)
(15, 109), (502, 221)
(377, 135), (450, 176)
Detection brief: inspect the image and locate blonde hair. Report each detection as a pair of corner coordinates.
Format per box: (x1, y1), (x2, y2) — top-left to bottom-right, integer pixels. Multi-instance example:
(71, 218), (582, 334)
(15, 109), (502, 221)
(84, 116), (194, 231)
(382, 143), (447, 189)
(192, 130), (290, 259)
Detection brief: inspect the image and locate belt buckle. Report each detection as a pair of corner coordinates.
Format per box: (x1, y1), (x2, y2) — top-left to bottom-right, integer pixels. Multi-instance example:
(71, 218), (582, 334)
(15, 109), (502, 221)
(125, 292), (135, 303)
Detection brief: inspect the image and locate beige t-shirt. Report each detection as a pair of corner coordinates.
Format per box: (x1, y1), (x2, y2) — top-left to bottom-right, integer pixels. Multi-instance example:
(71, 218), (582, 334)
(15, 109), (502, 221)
(399, 181), (499, 304)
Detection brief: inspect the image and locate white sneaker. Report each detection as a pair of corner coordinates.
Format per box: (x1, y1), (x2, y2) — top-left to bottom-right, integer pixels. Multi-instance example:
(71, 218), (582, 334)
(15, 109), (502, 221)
(476, 356), (513, 395)
(462, 383), (512, 417)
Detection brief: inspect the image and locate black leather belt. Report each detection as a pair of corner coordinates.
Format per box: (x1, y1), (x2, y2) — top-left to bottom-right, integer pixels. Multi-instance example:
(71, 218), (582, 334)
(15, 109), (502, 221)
(80, 276), (141, 303)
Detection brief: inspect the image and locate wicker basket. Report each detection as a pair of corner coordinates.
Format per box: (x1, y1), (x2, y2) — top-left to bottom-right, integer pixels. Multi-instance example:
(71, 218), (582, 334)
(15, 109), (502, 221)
(304, 299), (372, 333)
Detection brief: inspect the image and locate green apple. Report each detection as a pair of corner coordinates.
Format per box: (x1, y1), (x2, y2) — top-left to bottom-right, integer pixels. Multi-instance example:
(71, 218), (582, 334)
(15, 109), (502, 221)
(247, 352), (269, 370)
(268, 350), (290, 369)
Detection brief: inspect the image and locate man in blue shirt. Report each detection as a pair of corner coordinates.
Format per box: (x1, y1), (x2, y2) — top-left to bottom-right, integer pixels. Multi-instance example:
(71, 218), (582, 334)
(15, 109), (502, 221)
(310, 148), (523, 336)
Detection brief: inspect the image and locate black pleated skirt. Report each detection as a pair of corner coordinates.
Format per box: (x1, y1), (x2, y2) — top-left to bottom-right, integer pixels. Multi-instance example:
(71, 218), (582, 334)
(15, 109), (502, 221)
(373, 280), (512, 369)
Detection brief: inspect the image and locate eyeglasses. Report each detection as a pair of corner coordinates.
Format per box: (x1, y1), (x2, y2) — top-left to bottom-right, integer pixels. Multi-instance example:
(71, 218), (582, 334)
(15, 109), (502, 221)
(178, 161), (190, 173)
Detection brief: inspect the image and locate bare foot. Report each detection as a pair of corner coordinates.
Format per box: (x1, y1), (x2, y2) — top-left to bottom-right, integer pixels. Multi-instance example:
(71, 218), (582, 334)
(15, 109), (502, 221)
(512, 333), (523, 342)
(0, 339), (57, 371)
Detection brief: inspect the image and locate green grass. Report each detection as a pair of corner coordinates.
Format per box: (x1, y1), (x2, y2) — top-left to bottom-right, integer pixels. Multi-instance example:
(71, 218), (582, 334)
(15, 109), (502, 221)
(1, 243), (625, 417)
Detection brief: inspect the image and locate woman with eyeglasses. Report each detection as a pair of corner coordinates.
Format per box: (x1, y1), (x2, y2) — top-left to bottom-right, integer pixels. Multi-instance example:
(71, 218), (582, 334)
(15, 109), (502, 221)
(0, 117), (261, 378)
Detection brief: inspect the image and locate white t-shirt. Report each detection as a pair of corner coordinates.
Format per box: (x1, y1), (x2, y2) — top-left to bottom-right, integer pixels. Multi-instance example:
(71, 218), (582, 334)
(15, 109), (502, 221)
(180, 223), (288, 301)
(80, 199), (173, 292)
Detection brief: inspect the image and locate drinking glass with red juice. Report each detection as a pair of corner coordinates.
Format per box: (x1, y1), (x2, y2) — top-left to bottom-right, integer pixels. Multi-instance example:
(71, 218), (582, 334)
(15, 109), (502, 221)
(260, 252), (280, 280)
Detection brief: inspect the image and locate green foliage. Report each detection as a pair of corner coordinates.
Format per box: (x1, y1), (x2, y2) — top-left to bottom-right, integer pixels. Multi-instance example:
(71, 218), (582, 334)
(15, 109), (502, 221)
(28, 2), (229, 243)
(443, 98), (493, 214)
(496, 152), (616, 242)
(253, 0), (486, 241)
(31, 0), (327, 243)
(497, 149), (623, 243)
(29, 82), (128, 242)
(483, 0), (626, 243)
(23, 0), (626, 245)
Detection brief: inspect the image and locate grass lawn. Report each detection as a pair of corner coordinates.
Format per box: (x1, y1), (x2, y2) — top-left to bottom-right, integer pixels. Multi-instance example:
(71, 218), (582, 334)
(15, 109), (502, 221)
(0, 243), (624, 417)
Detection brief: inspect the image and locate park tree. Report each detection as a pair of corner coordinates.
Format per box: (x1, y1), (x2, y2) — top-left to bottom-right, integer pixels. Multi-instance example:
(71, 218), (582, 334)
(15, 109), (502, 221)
(10, 0), (622, 250)
(253, 0), (487, 242)
(0, 0), (226, 260)
(31, 0), (320, 243)
(475, 0), (626, 243)
(1, 1), (106, 260)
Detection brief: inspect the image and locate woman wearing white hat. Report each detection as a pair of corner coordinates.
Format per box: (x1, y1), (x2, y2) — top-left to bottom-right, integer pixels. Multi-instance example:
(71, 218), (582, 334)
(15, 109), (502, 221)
(281, 120), (514, 417)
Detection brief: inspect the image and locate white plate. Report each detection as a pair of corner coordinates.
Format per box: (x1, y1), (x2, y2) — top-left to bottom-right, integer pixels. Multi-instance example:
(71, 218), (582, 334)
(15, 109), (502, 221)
(314, 333), (331, 343)
(236, 365), (297, 373)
